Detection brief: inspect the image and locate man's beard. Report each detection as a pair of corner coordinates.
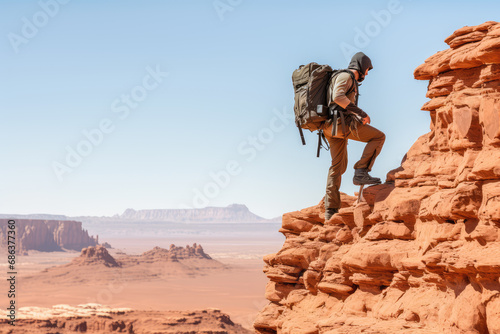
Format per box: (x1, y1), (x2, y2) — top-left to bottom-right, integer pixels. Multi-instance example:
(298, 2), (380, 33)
(357, 71), (365, 82)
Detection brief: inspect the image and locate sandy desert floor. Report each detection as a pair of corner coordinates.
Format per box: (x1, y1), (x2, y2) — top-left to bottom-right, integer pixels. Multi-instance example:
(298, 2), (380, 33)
(1, 235), (283, 330)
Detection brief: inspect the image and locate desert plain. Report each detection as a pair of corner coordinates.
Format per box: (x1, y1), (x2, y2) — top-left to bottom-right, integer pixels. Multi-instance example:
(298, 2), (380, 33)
(0, 222), (284, 331)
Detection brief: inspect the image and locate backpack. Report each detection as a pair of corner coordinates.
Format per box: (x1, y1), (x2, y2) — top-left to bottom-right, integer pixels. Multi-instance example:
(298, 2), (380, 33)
(292, 63), (356, 154)
(292, 63), (332, 134)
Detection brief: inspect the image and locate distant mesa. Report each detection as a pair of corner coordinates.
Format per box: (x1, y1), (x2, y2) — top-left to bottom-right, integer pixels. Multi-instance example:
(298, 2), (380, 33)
(0, 203), (281, 224)
(118, 203), (274, 223)
(0, 219), (98, 252)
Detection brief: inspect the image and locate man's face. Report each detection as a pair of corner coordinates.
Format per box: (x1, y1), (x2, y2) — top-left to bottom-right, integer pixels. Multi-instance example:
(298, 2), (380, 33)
(364, 68), (370, 77)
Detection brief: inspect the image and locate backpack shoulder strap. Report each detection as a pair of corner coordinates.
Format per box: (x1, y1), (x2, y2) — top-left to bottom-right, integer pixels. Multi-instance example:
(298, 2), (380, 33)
(329, 69), (358, 109)
(332, 69), (356, 97)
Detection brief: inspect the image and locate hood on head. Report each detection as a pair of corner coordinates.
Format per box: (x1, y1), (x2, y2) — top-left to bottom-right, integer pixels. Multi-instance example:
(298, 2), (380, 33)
(348, 52), (373, 82)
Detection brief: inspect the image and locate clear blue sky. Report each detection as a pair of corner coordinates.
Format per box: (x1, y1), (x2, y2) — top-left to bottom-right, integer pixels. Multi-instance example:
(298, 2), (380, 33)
(1, 0), (498, 218)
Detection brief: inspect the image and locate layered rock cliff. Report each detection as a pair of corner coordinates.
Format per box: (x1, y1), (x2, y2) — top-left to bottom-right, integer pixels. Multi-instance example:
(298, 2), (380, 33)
(0, 219), (98, 252)
(255, 21), (500, 334)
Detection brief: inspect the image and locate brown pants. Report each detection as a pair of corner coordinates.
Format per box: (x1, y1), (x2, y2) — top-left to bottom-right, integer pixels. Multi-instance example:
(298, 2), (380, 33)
(323, 122), (385, 210)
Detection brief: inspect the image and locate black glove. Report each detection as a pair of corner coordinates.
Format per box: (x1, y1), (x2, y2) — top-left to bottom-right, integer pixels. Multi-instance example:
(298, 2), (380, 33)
(345, 102), (368, 119)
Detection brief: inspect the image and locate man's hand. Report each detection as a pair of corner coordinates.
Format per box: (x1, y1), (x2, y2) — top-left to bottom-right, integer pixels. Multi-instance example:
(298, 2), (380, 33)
(362, 116), (371, 125)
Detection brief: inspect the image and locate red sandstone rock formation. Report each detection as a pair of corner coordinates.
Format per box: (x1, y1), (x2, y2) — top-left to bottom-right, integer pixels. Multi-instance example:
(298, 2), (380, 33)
(138, 243), (212, 262)
(31, 244), (225, 284)
(0, 304), (251, 334)
(254, 21), (500, 334)
(70, 245), (120, 267)
(114, 244), (225, 273)
(65, 244), (215, 268)
(0, 219), (98, 252)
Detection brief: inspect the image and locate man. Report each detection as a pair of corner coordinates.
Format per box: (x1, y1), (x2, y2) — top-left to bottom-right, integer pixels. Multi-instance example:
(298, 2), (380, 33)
(323, 52), (385, 221)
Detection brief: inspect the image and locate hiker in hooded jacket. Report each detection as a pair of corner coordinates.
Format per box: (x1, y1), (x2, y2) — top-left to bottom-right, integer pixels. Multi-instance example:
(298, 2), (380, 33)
(323, 52), (385, 221)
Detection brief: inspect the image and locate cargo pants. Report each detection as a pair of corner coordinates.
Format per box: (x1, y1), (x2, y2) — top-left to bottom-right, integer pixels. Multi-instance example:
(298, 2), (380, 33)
(323, 122), (385, 210)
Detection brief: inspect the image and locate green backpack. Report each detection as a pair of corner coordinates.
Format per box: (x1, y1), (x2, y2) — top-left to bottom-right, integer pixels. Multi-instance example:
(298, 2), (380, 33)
(292, 63), (355, 155)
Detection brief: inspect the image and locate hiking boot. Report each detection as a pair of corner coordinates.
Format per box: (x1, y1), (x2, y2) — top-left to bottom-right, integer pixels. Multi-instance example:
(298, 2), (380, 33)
(353, 168), (381, 186)
(324, 208), (339, 221)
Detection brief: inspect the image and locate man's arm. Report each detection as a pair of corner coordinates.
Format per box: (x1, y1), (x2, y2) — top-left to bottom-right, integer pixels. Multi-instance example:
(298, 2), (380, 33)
(330, 73), (369, 120)
(331, 73), (353, 109)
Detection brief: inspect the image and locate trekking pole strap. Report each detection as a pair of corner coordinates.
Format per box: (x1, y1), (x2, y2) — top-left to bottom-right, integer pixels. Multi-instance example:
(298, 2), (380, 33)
(321, 132), (330, 151)
(297, 123), (306, 145)
(330, 107), (338, 137)
(297, 124), (306, 145)
(316, 130), (322, 158)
